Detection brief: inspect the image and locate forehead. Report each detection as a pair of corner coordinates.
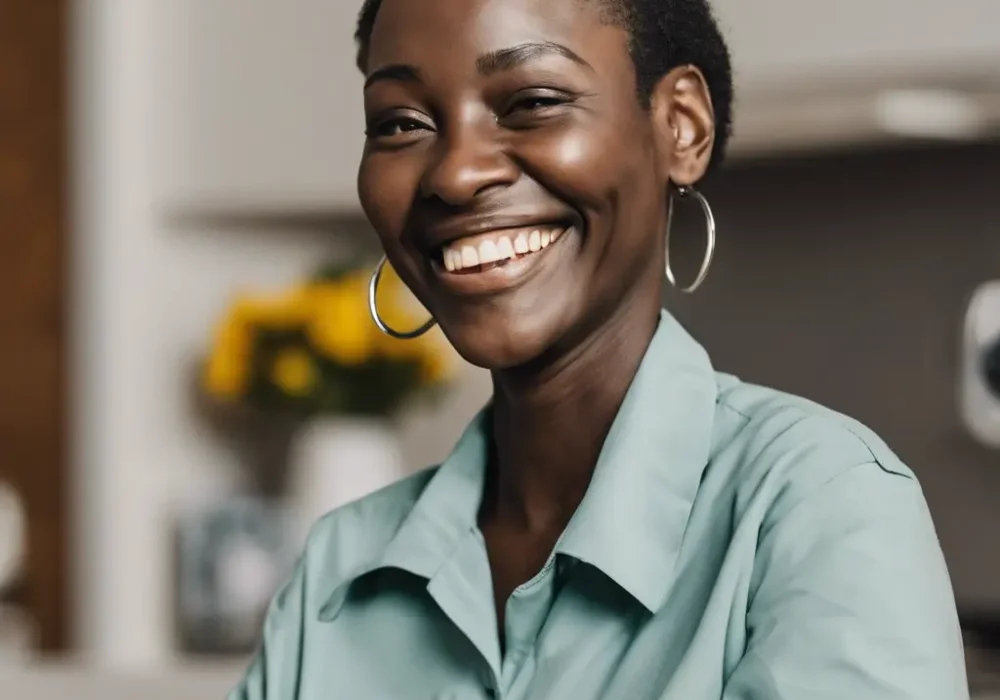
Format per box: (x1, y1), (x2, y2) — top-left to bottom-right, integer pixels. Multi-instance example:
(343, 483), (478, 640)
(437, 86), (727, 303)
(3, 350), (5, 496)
(367, 0), (620, 70)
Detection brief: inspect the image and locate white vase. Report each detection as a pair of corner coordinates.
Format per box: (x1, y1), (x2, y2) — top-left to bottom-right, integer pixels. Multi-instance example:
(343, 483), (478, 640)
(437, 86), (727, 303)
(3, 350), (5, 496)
(286, 418), (406, 548)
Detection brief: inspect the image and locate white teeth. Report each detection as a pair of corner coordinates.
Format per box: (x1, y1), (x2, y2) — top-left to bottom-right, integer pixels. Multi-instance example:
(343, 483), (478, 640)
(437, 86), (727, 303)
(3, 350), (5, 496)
(441, 226), (567, 272)
(461, 245), (479, 268)
(528, 230), (541, 252)
(478, 240), (499, 264)
(497, 236), (515, 259)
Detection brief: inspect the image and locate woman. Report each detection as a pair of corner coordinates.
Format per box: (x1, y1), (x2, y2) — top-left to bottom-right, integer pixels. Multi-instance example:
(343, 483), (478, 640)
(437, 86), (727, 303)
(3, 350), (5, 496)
(232, 0), (969, 697)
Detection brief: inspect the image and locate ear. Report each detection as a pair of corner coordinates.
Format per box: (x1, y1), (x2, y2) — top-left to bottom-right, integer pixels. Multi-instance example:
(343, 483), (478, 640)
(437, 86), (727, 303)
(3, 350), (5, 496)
(649, 65), (716, 187)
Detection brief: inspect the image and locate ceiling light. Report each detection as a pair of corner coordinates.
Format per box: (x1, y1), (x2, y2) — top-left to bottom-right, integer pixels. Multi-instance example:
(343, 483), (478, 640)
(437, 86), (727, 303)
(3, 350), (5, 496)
(874, 88), (987, 140)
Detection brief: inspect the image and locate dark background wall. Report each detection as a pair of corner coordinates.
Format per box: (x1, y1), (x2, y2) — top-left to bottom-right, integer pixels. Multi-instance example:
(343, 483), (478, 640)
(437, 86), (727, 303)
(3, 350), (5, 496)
(667, 142), (1000, 611)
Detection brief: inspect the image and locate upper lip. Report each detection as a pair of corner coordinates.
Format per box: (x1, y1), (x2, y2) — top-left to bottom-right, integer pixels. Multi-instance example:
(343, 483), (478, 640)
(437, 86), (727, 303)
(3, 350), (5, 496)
(418, 214), (573, 251)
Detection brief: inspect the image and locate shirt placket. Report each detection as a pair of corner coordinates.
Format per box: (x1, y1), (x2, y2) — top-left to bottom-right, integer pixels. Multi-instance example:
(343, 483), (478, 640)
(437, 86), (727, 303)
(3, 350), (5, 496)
(497, 556), (559, 699)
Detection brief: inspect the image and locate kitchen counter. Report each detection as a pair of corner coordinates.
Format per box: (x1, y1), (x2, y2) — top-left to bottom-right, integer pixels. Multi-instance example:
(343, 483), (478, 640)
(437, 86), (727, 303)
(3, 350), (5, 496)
(0, 663), (996, 699)
(0, 662), (244, 699)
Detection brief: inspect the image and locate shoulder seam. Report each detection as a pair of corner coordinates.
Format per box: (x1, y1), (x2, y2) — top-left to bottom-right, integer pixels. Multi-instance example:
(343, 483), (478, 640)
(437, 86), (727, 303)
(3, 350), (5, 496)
(717, 396), (751, 421)
(797, 413), (880, 464)
(719, 390), (905, 475)
(771, 458), (915, 534)
(839, 423), (885, 467)
(801, 416), (912, 480)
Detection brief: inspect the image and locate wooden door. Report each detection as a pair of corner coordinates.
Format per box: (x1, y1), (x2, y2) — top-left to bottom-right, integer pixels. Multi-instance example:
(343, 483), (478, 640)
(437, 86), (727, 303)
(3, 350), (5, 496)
(0, 0), (70, 651)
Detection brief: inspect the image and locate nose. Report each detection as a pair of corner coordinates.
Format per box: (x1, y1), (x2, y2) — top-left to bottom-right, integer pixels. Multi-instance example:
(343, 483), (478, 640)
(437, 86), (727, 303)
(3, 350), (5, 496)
(419, 119), (518, 205)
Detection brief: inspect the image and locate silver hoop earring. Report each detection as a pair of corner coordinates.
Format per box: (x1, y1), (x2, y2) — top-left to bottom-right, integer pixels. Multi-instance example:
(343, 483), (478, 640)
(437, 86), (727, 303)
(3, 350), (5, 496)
(665, 186), (716, 294)
(367, 256), (437, 339)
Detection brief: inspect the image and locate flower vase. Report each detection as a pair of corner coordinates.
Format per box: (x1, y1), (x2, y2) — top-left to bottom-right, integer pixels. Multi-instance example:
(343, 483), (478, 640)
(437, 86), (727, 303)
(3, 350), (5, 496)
(286, 417), (406, 548)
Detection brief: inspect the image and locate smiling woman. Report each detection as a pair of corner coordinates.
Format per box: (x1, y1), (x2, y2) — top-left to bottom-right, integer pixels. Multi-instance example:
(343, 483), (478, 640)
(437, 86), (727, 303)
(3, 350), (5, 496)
(354, 0), (728, 369)
(228, 1), (969, 698)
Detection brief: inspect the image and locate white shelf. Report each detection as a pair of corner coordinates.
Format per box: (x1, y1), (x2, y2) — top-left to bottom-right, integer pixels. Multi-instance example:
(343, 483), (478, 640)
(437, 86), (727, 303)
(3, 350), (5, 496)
(0, 662), (247, 699)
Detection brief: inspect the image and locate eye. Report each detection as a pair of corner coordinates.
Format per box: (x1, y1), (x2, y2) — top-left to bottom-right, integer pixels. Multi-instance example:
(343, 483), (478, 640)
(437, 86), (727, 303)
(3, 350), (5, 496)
(365, 116), (433, 141)
(507, 94), (567, 114)
(497, 90), (576, 128)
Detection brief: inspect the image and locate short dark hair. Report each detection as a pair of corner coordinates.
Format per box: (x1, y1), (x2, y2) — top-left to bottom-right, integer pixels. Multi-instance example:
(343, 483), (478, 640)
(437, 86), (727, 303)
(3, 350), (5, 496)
(354, 0), (734, 173)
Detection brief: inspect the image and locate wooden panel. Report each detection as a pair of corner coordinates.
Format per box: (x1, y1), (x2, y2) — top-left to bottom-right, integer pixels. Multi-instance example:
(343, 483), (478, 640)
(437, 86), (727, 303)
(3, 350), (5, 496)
(0, 0), (70, 651)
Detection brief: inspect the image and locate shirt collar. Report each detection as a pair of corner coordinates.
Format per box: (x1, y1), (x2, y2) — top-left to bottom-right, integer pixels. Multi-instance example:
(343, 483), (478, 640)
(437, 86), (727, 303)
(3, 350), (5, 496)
(319, 310), (718, 620)
(318, 411), (489, 621)
(556, 311), (718, 611)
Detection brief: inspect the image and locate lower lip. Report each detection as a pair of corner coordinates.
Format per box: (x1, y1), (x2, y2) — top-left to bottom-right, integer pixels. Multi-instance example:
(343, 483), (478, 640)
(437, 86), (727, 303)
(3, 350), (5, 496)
(430, 228), (573, 296)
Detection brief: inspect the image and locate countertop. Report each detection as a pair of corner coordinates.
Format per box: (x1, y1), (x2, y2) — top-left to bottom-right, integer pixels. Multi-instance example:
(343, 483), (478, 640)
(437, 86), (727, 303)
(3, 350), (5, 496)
(0, 663), (996, 699)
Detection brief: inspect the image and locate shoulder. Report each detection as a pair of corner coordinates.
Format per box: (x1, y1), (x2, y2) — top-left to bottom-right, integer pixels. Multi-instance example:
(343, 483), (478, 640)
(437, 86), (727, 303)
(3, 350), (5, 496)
(298, 466), (438, 593)
(711, 375), (957, 615)
(710, 373), (919, 522)
(709, 383), (966, 698)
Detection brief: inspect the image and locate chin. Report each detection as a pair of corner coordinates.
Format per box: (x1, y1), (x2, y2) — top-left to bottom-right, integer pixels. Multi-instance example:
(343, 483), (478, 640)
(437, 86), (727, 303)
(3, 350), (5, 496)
(436, 304), (572, 372)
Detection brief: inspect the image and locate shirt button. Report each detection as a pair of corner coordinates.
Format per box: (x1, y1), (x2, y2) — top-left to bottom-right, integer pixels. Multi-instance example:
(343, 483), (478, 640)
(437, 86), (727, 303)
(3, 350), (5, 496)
(485, 686), (496, 699)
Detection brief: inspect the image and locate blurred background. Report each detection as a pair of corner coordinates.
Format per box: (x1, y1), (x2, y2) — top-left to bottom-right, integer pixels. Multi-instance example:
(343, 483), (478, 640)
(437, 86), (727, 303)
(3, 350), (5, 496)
(2, 0), (1000, 696)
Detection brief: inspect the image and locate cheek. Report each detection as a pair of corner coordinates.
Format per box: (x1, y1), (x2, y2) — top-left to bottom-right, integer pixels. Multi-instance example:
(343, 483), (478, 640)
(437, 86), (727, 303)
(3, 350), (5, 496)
(524, 117), (666, 296)
(524, 117), (660, 225)
(358, 153), (419, 249)
(525, 129), (617, 208)
(357, 154), (435, 303)
(548, 131), (592, 171)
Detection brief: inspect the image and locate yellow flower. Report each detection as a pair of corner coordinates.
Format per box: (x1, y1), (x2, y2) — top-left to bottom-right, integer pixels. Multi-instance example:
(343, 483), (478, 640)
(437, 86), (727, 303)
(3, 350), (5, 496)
(203, 316), (253, 399)
(306, 280), (374, 365)
(232, 287), (313, 329)
(204, 263), (455, 414)
(270, 347), (318, 397)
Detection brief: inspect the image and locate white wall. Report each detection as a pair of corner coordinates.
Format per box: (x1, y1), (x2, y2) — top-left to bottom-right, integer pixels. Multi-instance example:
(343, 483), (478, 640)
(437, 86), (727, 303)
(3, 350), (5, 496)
(70, 0), (998, 671)
(712, 0), (1000, 87)
(152, 0), (1000, 215)
(153, 0), (367, 212)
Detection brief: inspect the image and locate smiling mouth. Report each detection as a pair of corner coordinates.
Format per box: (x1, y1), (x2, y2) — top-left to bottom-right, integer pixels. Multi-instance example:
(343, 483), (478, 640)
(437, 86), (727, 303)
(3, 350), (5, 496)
(435, 224), (569, 274)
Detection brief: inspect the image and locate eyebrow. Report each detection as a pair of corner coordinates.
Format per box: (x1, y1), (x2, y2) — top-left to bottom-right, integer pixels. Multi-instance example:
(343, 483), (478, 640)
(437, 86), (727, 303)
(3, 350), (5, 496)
(363, 41), (591, 90)
(476, 41), (592, 76)
(364, 64), (422, 90)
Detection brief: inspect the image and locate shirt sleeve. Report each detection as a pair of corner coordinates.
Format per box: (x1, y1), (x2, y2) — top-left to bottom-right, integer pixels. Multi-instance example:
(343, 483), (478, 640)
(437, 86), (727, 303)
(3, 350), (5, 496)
(722, 462), (969, 700)
(227, 557), (307, 700)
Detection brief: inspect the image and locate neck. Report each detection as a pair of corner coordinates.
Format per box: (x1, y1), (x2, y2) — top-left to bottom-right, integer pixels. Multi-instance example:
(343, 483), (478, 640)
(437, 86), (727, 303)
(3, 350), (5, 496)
(483, 298), (662, 534)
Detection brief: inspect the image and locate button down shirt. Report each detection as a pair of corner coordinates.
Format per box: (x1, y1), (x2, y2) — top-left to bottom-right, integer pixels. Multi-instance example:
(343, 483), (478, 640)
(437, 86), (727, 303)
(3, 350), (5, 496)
(229, 311), (969, 699)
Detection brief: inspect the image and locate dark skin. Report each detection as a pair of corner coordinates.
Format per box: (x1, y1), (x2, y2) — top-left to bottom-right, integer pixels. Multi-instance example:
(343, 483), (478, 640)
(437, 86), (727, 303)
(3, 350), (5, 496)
(358, 0), (715, 642)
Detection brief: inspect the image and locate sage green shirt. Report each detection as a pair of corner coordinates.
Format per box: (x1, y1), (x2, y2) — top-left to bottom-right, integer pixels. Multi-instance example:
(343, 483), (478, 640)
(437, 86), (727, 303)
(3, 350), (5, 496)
(230, 312), (969, 700)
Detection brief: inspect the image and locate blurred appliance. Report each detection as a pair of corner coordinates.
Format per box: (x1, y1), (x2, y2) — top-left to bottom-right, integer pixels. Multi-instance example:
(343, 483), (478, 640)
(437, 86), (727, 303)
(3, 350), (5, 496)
(960, 281), (1000, 448)
(0, 482), (32, 659)
(0, 482), (23, 592)
(175, 497), (291, 655)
